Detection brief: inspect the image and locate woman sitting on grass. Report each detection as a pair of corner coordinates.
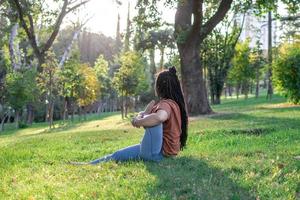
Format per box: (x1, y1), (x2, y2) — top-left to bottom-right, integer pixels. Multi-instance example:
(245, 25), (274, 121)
(71, 66), (188, 164)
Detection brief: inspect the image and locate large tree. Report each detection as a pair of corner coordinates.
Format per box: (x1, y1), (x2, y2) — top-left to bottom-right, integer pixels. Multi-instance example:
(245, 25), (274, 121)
(137, 0), (299, 115)
(9, 0), (90, 71)
(174, 0), (233, 114)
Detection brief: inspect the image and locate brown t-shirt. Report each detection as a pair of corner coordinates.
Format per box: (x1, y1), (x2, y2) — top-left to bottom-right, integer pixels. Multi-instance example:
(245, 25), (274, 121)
(151, 99), (181, 156)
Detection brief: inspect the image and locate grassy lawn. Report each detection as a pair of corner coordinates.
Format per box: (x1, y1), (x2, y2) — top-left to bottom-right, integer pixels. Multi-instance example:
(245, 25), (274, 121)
(0, 94), (299, 200)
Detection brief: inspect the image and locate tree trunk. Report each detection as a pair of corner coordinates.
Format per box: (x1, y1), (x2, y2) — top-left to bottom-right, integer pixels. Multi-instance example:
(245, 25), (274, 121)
(9, 23), (20, 70)
(228, 85), (232, 97)
(214, 94), (221, 104)
(236, 85), (240, 99)
(121, 94), (124, 119)
(71, 102), (75, 122)
(174, 0), (233, 115)
(179, 44), (212, 115)
(62, 97), (68, 121)
(0, 115), (7, 132)
(159, 47), (165, 71)
(59, 29), (81, 67)
(255, 70), (260, 98)
(125, 96), (128, 118)
(78, 106), (82, 121)
(15, 110), (20, 129)
(83, 106), (87, 120)
(49, 102), (54, 128)
(149, 48), (156, 93)
(267, 11), (273, 99)
(26, 103), (34, 125)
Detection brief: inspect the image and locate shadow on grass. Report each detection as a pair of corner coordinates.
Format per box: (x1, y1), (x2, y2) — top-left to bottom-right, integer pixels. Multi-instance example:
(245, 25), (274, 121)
(145, 156), (255, 200)
(205, 110), (300, 136)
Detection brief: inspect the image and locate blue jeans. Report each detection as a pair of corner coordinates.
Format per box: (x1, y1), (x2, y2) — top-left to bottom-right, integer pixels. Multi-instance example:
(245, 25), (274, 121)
(89, 124), (163, 164)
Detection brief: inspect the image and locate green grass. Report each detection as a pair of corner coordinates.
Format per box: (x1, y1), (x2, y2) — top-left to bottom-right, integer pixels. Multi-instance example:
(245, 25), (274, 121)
(0, 94), (299, 200)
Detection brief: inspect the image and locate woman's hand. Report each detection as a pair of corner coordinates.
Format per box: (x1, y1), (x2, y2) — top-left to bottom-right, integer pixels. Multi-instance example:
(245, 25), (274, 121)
(131, 115), (143, 128)
(131, 110), (168, 128)
(144, 100), (156, 114)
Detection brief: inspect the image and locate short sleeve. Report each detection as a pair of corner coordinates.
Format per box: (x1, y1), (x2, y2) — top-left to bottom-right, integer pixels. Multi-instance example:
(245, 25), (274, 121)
(155, 101), (171, 119)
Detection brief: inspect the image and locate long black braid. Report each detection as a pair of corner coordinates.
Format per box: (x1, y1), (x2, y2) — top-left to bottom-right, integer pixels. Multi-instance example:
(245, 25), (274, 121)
(156, 66), (188, 149)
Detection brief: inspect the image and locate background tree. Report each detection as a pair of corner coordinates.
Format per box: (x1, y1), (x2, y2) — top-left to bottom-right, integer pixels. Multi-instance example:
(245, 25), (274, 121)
(250, 40), (266, 98)
(113, 51), (147, 118)
(202, 13), (245, 105)
(37, 52), (59, 128)
(273, 42), (300, 104)
(9, 0), (90, 70)
(57, 51), (83, 121)
(228, 39), (253, 99)
(94, 54), (117, 112)
(5, 69), (37, 128)
(76, 64), (100, 120)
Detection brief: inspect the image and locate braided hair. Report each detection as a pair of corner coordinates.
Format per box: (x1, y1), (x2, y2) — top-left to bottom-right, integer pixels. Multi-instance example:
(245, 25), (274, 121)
(155, 66), (188, 149)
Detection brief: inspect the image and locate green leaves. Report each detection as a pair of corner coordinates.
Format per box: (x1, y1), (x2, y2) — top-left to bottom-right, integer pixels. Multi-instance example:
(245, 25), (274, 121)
(273, 42), (300, 104)
(5, 69), (37, 111)
(113, 51), (148, 97)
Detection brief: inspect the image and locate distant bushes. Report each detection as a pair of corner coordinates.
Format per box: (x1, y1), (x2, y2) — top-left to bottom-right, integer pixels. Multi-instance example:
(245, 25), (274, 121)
(273, 42), (300, 104)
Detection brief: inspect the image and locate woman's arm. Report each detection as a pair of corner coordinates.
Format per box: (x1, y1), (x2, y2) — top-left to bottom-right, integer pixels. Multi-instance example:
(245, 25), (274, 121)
(138, 100), (156, 117)
(132, 110), (169, 128)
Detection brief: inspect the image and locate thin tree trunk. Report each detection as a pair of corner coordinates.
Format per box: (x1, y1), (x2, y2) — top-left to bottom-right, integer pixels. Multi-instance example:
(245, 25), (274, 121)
(215, 94), (221, 104)
(63, 97), (68, 121)
(125, 96), (128, 118)
(15, 110), (20, 129)
(71, 102), (75, 122)
(59, 29), (81, 67)
(159, 47), (165, 71)
(83, 106), (87, 120)
(228, 85), (232, 97)
(255, 70), (260, 98)
(49, 102), (54, 128)
(267, 11), (273, 99)
(236, 85), (240, 99)
(9, 23), (20, 70)
(149, 49), (156, 94)
(0, 114), (7, 132)
(26, 103), (34, 125)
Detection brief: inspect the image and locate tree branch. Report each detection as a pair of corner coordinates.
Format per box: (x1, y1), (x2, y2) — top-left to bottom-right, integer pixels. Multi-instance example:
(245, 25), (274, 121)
(174, 0), (193, 48)
(42, 0), (90, 54)
(200, 0), (233, 41)
(188, 0), (203, 45)
(280, 14), (300, 21)
(42, 0), (68, 54)
(66, 0), (90, 14)
(12, 0), (41, 57)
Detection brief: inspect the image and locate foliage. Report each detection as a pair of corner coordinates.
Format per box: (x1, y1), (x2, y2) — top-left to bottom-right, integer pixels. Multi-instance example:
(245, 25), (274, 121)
(94, 54), (111, 99)
(37, 52), (59, 104)
(58, 52), (82, 100)
(202, 13), (244, 104)
(228, 39), (254, 98)
(113, 51), (148, 97)
(76, 64), (100, 107)
(4, 69), (37, 111)
(273, 42), (300, 104)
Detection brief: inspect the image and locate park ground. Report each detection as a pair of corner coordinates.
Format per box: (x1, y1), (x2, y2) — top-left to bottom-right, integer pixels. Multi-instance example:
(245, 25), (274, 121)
(0, 94), (299, 200)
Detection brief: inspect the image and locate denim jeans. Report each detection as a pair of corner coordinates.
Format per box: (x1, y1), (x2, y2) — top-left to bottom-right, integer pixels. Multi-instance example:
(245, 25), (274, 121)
(89, 124), (163, 164)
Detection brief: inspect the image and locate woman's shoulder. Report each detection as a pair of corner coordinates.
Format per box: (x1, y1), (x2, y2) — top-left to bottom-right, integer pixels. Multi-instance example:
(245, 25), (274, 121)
(159, 99), (179, 108)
